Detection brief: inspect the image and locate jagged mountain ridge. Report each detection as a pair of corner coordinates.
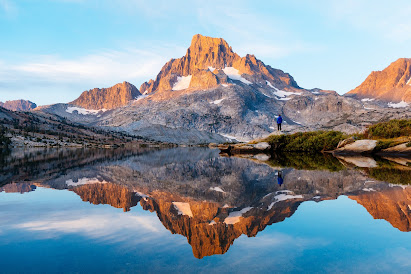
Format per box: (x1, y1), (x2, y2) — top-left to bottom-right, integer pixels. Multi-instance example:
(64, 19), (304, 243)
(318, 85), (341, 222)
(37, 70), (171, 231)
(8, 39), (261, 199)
(0, 99), (37, 112)
(347, 58), (411, 103)
(140, 34), (300, 94)
(37, 35), (410, 144)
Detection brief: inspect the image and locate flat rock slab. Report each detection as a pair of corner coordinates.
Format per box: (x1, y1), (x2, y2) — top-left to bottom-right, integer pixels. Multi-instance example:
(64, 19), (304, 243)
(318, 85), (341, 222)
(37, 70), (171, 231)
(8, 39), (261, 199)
(382, 143), (411, 154)
(333, 139), (377, 154)
(336, 155), (378, 168)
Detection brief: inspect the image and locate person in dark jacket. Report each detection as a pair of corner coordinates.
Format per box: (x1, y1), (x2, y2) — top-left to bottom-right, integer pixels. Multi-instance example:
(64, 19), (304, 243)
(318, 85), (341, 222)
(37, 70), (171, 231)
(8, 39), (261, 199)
(276, 114), (283, 131)
(277, 170), (283, 186)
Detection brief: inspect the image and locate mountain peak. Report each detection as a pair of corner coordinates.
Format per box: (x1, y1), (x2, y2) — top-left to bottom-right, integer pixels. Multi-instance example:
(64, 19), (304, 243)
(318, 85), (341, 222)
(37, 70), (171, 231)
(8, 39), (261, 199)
(0, 99), (37, 112)
(347, 57), (411, 102)
(186, 34), (237, 69)
(140, 34), (299, 94)
(71, 82), (141, 110)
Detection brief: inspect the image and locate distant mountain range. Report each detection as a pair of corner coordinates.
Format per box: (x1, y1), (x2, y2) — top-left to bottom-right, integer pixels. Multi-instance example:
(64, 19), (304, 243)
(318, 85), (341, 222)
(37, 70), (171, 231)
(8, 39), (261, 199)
(2, 35), (411, 144)
(0, 100), (37, 111)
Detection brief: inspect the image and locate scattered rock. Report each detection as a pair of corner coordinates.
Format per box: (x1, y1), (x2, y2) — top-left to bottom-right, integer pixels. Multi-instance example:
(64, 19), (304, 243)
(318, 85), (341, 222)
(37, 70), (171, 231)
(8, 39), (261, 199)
(337, 137), (356, 149)
(333, 139), (377, 155)
(380, 143), (411, 155)
(253, 142), (271, 150)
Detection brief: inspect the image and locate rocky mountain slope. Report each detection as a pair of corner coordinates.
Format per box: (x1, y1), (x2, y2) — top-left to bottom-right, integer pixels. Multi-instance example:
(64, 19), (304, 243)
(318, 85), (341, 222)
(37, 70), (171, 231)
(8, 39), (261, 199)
(0, 99), (37, 111)
(70, 81), (141, 110)
(37, 35), (411, 144)
(347, 58), (411, 104)
(0, 105), (148, 148)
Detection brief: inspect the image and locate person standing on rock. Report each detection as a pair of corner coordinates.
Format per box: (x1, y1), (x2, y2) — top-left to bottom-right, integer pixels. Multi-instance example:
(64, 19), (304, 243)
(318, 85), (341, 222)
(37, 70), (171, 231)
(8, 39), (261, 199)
(276, 114), (283, 131)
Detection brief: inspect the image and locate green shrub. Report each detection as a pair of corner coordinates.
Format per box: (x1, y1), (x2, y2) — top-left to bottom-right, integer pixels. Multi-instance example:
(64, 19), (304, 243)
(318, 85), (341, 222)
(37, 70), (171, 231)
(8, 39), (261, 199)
(374, 140), (404, 152)
(264, 130), (346, 152)
(368, 119), (411, 139)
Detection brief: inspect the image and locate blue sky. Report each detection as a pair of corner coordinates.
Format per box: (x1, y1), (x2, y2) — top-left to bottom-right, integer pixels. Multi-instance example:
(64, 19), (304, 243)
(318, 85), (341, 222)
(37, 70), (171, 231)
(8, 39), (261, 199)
(1, 0), (410, 105)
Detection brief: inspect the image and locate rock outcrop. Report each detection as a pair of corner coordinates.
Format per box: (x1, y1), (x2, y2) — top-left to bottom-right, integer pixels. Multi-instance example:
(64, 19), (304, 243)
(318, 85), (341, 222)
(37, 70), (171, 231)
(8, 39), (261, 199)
(349, 187), (411, 232)
(333, 139), (377, 155)
(70, 81), (141, 110)
(71, 183), (141, 212)
(347, 58), (411, 103)
(0, 100), (37, 111)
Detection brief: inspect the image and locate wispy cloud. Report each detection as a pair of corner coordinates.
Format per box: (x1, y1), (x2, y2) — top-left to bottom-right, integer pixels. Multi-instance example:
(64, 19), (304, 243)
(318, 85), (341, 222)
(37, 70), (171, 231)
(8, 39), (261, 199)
(0, 45), (183, 104)
(0, 0), (17, 17)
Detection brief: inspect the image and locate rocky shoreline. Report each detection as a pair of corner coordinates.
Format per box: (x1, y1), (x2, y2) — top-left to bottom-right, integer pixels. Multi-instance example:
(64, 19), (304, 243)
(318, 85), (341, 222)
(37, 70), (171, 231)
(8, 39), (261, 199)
(216, 138), (411, 157)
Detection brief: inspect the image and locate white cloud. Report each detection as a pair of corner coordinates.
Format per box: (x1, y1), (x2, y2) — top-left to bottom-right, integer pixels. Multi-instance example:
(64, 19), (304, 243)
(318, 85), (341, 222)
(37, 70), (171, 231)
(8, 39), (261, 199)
(0, 45), (183, 104)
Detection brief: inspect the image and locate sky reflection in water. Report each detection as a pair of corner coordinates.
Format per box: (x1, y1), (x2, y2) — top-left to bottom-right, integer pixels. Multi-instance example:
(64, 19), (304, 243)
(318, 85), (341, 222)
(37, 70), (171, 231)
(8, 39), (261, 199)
(0, 148), (410, 273)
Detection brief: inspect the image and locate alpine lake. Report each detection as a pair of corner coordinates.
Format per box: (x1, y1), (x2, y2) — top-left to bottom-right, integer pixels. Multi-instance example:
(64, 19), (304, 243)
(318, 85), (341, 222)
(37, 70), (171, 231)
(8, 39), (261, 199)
(1, 147), (411, 273)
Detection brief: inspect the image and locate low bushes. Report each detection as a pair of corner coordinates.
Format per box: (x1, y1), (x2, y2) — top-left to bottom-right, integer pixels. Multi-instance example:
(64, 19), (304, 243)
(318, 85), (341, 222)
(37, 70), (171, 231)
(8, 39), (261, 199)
(264, 130), (346, 152)
(368, 119), (411, 139)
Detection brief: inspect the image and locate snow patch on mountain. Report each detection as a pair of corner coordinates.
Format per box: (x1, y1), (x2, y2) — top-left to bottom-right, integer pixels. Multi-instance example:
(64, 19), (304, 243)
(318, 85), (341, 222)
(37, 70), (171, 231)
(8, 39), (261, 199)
(361, 98), (375, 102)
(223, 67), (252, 84)
(66, 177), (109, 186)
(172, 202), (193, 217)
(388, 101), (409, 108)
(212, 98), (224, 104)
(267, 192), (303, 210)
(172, 75), (192, 91)
(135, 94), (148, 101)
(224, 207), (253, 225)
(210, 186), (225, 193)
(66, 106), (107, 115)
(266, 81), (302, 99)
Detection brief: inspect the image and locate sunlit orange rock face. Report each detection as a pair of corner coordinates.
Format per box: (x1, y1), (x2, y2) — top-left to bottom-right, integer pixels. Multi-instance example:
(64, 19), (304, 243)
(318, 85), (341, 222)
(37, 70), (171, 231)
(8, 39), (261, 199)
(349, 187), (411, 232)
(139, 34), (299, 94)
(70, 81), (141, 110)
(140, 190), (302, 259)
(347, 58), (411, 102)
(71, 183), (141, 212)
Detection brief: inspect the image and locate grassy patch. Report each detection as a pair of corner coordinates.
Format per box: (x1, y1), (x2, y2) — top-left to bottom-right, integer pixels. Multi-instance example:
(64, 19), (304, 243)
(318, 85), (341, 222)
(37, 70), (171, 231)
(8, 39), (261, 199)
(374, 139), (406, 152)
(368, 119), (411, 139)
(264, 131), (346, 152)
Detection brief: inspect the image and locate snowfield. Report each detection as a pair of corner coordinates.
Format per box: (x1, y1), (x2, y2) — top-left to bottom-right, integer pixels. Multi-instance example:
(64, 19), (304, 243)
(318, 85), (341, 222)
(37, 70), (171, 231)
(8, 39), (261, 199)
(222, 67), (252, 84)
(224, 207), (253, 225)
(388, 101), (409, 108)
(172, 202), (193, 217)
(66, 106), (107, 115)
(66, 177), (109, 186)
(266, 81), (301, 99)
(172, 75), (192, 91)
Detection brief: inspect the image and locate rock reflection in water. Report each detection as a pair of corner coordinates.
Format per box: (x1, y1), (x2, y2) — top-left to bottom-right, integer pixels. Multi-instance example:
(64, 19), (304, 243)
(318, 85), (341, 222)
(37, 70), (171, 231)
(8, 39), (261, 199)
(1, 148), (410, 259)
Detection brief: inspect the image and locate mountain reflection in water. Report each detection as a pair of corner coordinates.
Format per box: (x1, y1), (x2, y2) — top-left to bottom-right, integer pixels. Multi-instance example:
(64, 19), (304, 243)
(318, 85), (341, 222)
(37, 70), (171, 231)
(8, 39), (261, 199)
(1, 148), (410, 259)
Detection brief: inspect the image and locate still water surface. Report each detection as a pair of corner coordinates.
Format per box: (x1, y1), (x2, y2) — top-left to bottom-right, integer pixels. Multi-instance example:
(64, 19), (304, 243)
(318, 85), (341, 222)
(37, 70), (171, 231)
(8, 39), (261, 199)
(0, 148), (410, 273)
